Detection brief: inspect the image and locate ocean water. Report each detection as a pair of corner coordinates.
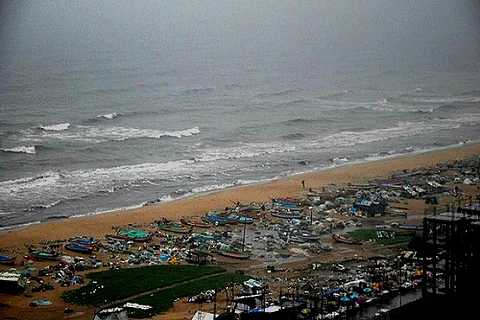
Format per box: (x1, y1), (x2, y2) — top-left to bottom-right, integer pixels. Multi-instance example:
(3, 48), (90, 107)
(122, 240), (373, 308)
(1, 48), (479, 231)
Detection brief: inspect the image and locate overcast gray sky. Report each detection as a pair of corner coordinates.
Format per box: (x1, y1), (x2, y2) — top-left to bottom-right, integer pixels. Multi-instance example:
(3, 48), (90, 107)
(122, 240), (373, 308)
(1, 1), (479, 69)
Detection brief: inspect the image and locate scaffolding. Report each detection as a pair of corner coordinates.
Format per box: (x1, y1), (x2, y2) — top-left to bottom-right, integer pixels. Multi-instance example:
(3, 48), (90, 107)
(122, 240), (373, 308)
(422, 205), (480, 307)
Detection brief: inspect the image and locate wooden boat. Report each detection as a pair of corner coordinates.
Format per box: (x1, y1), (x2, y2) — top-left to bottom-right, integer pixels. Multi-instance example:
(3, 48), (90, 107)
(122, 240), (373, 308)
(228, 214), (253, 224)
(0, 255), (16, 265)
(115, 229), (152, 242)
(290, 231), (322, 242)
(331, 233), (364, 245)
(192, 232), (218, 241)
(270, 210), (304, 219)
(157, 222), (193, 234)
(289, 236), (307, 243)
(217, 249), (250, 260)
(180, 218), (212, 228)
(28, 249), (61, 261)
(392, 223), (423, 231)
(64, 243), (93, 254)
(105, 234), (130, 242)
(202, 211), (239, 225)
(69, 237), (99, 248)
(238, 210), (266, 219)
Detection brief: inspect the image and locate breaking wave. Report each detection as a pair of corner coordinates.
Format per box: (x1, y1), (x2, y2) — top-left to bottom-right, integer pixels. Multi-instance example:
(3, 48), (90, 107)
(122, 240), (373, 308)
(40, 123), (70, 131)
(1, 146), (36, 154)
(97, 112), (118, 119)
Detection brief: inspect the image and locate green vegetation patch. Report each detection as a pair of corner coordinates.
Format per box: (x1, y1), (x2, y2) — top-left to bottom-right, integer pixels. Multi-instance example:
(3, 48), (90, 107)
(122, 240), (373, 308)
(348, 229), (414, 245)
(62, 265), (226, 306)
(122, 273), (250, 318)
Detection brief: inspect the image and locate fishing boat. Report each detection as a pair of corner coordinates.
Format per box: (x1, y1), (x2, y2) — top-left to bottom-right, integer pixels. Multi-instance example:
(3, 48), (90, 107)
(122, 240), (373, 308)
(69, 237), (99, 248)
(202, 211), (239, 225)
(115, 229), (152, 242)
(238, 210), (266, 219)
(229, 214), (253, 224)
(64, 243), (93, 254)
(180, 217), (213, 228)
(290, 230), (322, 242)
(192, 232), (218, 241)
(391, 223), (423, 231)
(217, 249), (250, 260)
(331, 233), (364, 245)
(270, 209), (304, 219)
(157, 221), (193, 234)
(105, 234), (130, 242)
(27, 249), (61, 261)
(0, 255), (16, 265)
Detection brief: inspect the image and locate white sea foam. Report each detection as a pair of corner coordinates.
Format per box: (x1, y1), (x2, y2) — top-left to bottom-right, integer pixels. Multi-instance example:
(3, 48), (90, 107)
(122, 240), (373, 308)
(72, 125), (201, 142)
(1, 146), (36, 154)
(158, 194), (174, 202)
(97, 112), (118, 119)
(332, 156), (350, 166)
(191, 183), (235, 194)
(40, 123), (70, 131)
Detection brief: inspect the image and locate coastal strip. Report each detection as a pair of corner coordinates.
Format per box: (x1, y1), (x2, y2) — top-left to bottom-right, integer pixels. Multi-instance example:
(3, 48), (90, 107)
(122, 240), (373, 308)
(0, 142), (479, 250)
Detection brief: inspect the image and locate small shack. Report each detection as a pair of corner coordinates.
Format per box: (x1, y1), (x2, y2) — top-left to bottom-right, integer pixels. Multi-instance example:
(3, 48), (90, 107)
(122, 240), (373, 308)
(242, 279), (267, 295)
(186, 250), (214, 265)
(93, 307), (129, 320)
(354, 196), (388, 217)
(0, 271), (26, 292)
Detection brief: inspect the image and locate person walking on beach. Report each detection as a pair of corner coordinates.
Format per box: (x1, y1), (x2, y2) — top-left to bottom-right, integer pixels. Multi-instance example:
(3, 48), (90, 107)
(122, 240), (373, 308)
(301, 180), (306, 189)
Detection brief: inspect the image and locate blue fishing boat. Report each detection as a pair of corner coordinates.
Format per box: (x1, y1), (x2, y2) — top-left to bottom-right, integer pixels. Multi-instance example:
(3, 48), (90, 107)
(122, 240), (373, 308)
(0, 255), (16, 265)
(64, 243), (93, 254)
(202, 211), (239, 225)
(69, 237), (99, 247)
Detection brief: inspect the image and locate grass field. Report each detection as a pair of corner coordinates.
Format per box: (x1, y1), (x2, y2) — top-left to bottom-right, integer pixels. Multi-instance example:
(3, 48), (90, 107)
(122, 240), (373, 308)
(61, 265), (250, 318)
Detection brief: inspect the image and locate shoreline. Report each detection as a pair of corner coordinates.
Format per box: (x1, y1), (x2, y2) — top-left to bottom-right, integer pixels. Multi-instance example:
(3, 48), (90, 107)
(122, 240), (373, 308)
(1, 142), (479, 250)
(2, 142), (475, 234)
(1, 142), (476, 235)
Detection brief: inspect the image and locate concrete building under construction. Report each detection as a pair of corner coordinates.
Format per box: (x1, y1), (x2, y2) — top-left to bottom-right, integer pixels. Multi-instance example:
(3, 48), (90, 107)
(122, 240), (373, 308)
(419, 203), (480, 317)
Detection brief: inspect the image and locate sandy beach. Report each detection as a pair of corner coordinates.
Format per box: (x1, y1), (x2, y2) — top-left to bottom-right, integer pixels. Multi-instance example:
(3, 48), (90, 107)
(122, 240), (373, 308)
(1, 142), (479, 320)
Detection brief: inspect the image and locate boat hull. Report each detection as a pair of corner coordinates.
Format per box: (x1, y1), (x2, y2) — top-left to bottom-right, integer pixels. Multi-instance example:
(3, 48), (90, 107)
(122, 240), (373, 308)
(217, 250), (250, 260)
(0, 256), (16, 265)
(331, 233), (364, 245)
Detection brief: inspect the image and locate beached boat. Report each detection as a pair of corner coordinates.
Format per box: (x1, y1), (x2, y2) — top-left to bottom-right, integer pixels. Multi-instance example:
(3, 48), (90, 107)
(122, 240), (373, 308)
(192, 232), (218, 241)
(180, 218), (213, 228)
(69, 237), (99, 247)
(64, 243), (93, 254)
(290, 230), (322, 242)
(228, 214), (254, 224)
(157, 222), (193, 234)
(202, 211), (239, 225)
(217, 249), (250, 260)
(115, 229), (152, 242)
(238, 210), (266, 219)
(270, 210), (304, 219)
(0, 255), (16, 265)
(391, 223), (423, 231)
(105, 234), (130, 242)
(331, 233), (364, 245)
(27, 249), (61, 261)
(289, 235), (307, 243)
